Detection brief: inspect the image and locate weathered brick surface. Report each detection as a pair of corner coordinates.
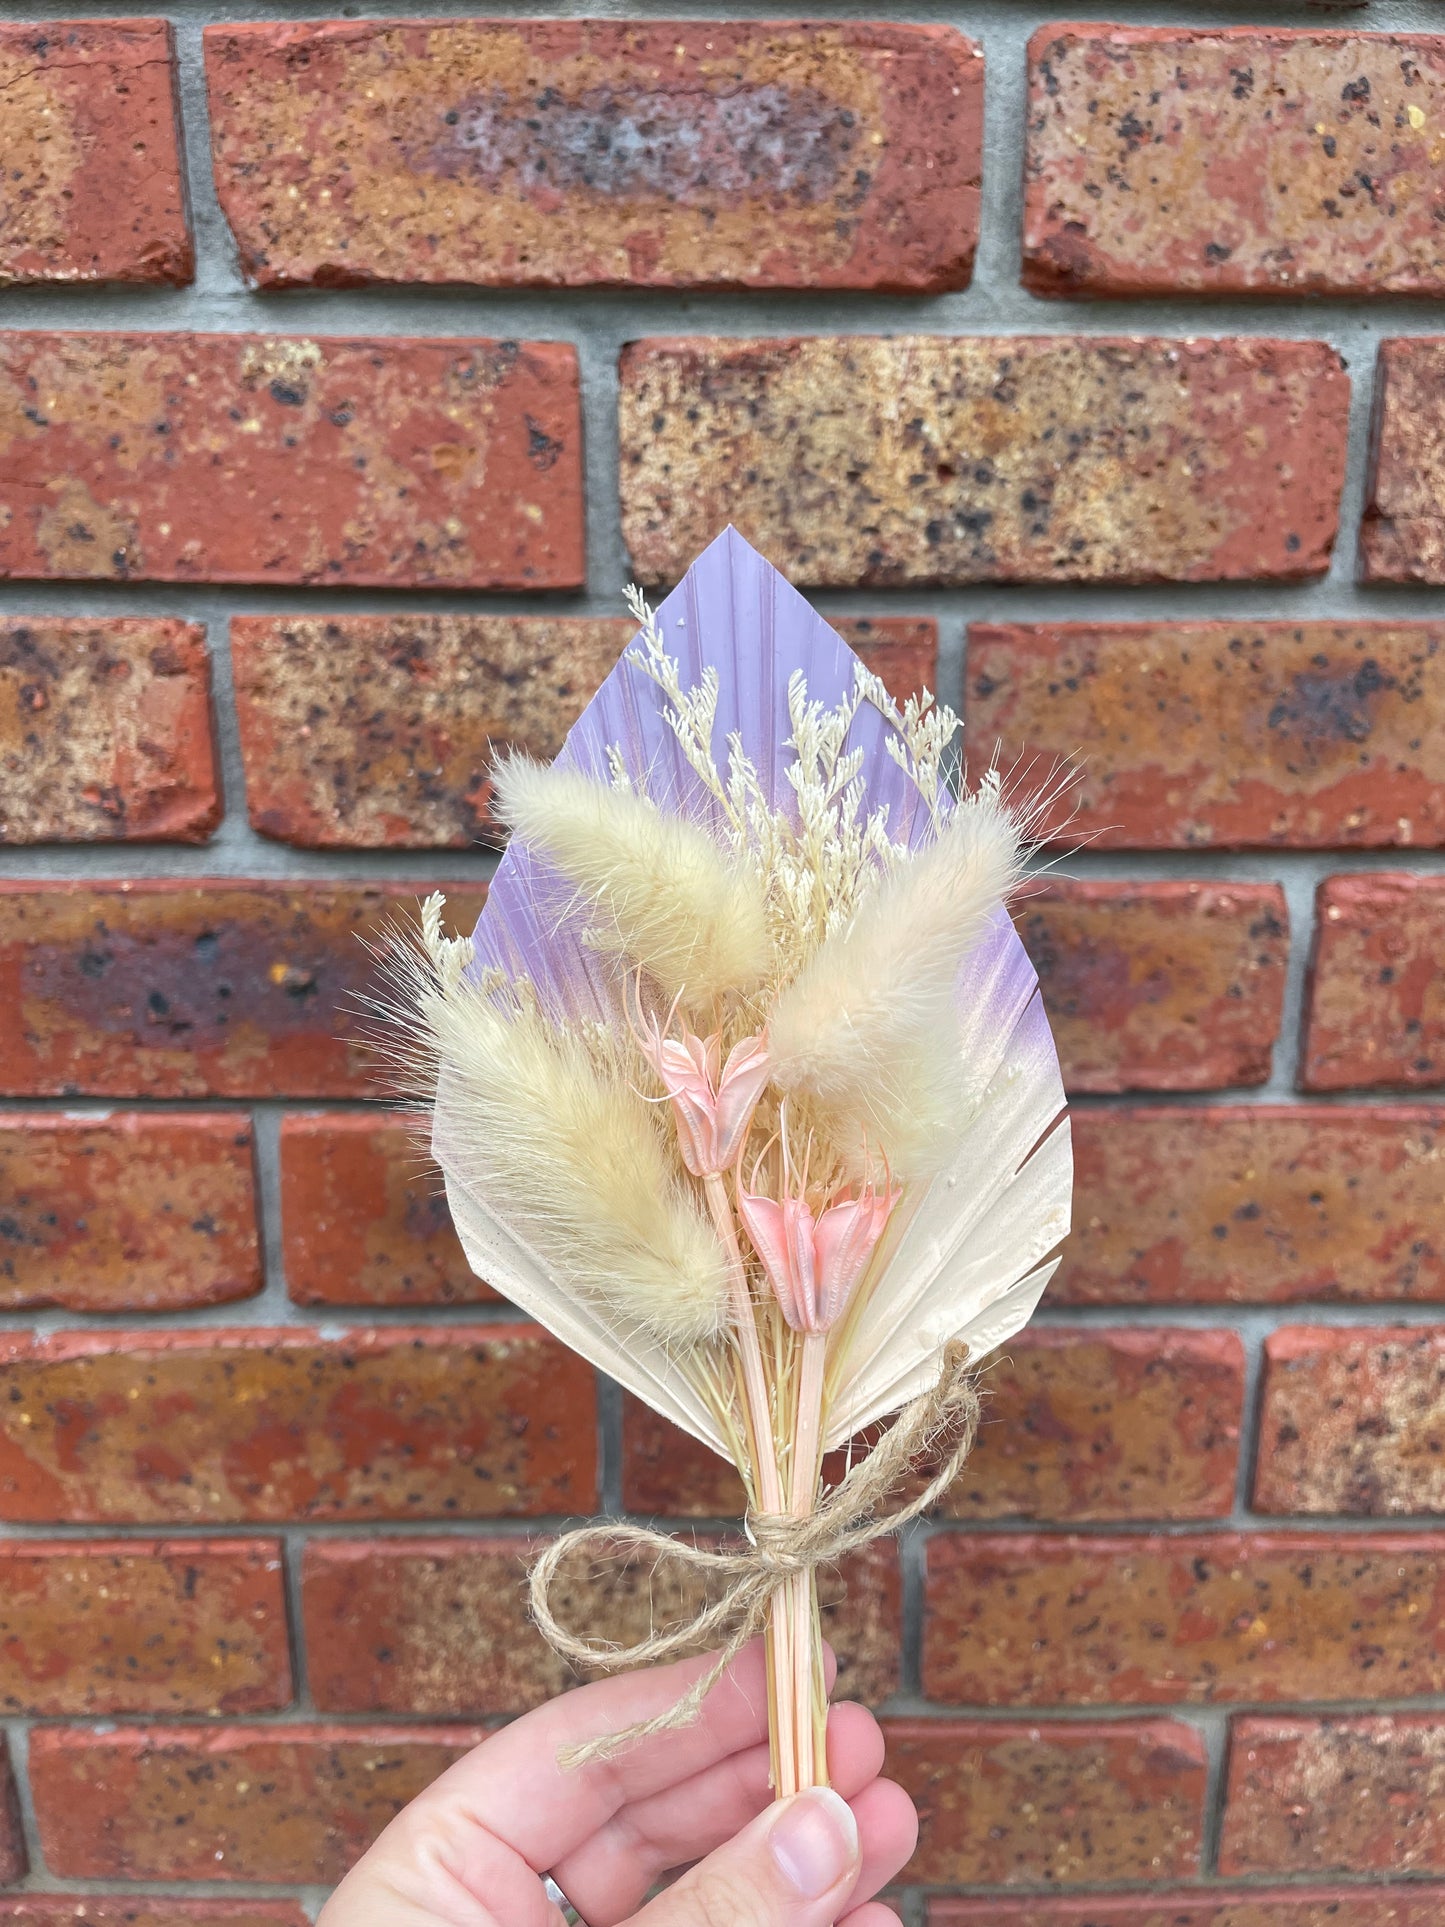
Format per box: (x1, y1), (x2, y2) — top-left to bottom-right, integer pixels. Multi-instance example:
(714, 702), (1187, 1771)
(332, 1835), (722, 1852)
(0, 618), (219, 844)
(627, 1329), (1244, 1522)
(0, 21), (191, 287)
(1018, 882), (1289, 1093)
(280, 1113), (485, 1306)
(206, 21), (981, 294)
(930, 1892), (1445, 1926)
(886, 1718), (1206, 1886)
(1222, 1716), (1445, 1876)
(0, 881), (486, 1099)
(30, 1724), (480, 1882)
(232, 613), (933, 848)
(924, 1531), (1445, 1707)
(620, 335), (1349, 588)
(968, 622), (1445, 851)
(0, 1539), (289, 1716)
(0, 332), (582, 588)
(0, 1743), (24, 1884)
(304, 1535), (898, 1717)
(0, 1112), (260, 1311)
(1024, 27), (1445, 299)
(1302, 873), (1445, 1089)
(0, 1907), (310, 1927)
(1062, 1106), (1445, 1305)
(1255, 1326), (1445, 1517)
(0, 1326), (595, 1523)
(1361, 338), (1445, 584)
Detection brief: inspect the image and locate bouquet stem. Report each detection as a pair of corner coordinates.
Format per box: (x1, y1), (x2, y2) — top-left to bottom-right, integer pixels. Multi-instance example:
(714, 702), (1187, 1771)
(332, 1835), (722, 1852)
(778, 1330), (829, 1795)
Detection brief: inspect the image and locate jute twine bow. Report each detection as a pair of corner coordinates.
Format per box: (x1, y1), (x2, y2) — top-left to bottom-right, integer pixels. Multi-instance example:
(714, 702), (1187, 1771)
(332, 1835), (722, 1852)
(530, 1344), (981, 1768)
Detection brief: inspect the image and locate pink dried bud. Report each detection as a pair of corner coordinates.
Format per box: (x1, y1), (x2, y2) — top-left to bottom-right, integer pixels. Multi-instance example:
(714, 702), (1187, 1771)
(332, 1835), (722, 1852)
(738, 1170), (900, 1335)
(640, 1023), (771, 1178)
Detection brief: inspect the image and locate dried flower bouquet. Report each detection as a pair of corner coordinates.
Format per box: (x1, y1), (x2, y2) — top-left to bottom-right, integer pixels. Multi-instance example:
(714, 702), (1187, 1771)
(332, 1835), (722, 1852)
(386, 529), (1071, 1797)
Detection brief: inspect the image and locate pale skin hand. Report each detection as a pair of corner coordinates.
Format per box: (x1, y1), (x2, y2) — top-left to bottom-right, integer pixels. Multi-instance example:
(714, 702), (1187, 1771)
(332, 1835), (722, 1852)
(319, 1642), (917, 1927)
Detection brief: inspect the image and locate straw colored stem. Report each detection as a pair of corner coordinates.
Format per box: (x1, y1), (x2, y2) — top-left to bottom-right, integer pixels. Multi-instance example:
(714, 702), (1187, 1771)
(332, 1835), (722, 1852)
(782, 1329), (829, 1793)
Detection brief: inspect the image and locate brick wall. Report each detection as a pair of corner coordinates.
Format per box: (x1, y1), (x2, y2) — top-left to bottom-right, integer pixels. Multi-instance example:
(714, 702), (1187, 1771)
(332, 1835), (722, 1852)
(1, 5), (1443, 1921)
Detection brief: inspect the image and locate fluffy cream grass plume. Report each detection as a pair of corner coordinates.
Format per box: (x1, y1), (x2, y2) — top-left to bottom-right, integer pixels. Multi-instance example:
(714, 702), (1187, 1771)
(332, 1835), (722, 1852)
(493, 754), (771, 1008)
(421, 971), (730, 1348)
(767, 780), (1025, 1179)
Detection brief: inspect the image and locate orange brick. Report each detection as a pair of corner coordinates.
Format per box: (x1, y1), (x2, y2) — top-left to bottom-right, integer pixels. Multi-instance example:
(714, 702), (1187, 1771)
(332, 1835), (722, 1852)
(1361, 339), (1445, 585)
(0, 1540), (289, 1716)
(0, 1112), (260, 1311)
(886, 1717), (1206, 1885)
(30, 1725), (480, 1882)
(1019, 882), (1289, 1093)
(0, 618), (218, 843)
(0, 1326), (596, 1523)
(1061, 1106), (1445, 1305)
(929, 1891), (1445, 1927)
(924, 1531), (1445, 1706)
(1302, 873), (1445, 1089)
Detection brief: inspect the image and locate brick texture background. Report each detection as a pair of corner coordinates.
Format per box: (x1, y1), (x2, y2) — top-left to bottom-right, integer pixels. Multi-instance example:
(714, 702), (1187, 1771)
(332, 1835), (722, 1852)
(1, 3), (1443, 1922)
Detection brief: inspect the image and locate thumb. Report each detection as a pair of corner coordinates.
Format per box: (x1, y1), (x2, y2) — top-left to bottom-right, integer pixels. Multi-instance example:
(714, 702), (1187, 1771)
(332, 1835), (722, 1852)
(636, 1786), (861, 1927)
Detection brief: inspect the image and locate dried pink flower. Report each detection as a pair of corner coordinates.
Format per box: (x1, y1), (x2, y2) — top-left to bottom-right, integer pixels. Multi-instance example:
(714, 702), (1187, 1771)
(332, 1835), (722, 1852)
(638, 1019), (772, 1179)
(738, 1165), (900, 1336)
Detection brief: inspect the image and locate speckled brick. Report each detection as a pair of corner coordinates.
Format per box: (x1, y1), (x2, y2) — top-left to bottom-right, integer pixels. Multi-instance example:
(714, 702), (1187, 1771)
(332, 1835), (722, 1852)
(205, 20), (981, 294)
(1018, 881), (1289, 1093)
(1255, 1326), (1445, 1517)
(0, 881), (486, 1099)
(923, 1531), (1445, 1707)
(1061, 1106), (1445, 1305)
(1222, 1716), (1445, 1876)
(619, 335), (1349, 588)
(1024, 27), (1445, 299)
(30, 1724), (480, 1882)
(885, 1717), (1206, 1886)
(0, 1112), (260, 1311)
(0, 1906), (310, 1927)
(0, 1742), (23, 1883)
(0, 1539), (289, 1716)
(967, 622), (1445, 851)
(303, 1535), (898, 1717)
(626, 1328), (1244, 1522)
(0, 618), (219, 843)
(0, 21), (191, 286)
(1302, 873), (1445, 1089)
(0, 332), (582, 588)
(0, 1325), (595, 1523)
(1361, 339), (1445, 584)
(929, 1891), (1445, 1927)
(280, 1113), (486, 1306)
(231, 612), (933, 849)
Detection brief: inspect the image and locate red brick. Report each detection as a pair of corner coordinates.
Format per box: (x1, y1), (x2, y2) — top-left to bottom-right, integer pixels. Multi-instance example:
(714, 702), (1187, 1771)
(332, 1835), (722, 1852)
(1255, 1326), (1445, 1517)
(1061, 1106), (1445, 1306)
(30, 1724), (480, 1883)
(0, 1741), (23, 1883)
(0, 881), (486, 1099)
(1222, 1716), (1445, 1877)
(930, 1891), (1445, 1927)
(968, 622), (1445, 851)
(924, 1531), (1445, 1707)
(303, 1534), (898, 1717)
(885, 1717), (1205, 1886)
(0, 1907), (310, 1927)
(0, 1325), (595, 1523)
(280, 1112), (485, 1306)
(0, 1112), (260, 1311)
(1024, 27), (1445, 299)
(627, 1329), (1244, 1522)
(232, 613), (933, 849)
(1361, 339), (1445, 584)
(620, 335), (1349, 588)
(206, 21), (981, 294)
(0, 618), (218, 844)
(0, 21), (191, 286)
(0, 1539), (289, 1716)
(1302, 873), (1445, 1089)
(1018, 882), (1289, 1094)
(0, 332), (582, 588)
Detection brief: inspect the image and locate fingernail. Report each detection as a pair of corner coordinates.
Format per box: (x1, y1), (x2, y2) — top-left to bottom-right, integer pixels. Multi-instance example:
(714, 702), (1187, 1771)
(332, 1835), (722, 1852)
(768, 1787), (859, 1899)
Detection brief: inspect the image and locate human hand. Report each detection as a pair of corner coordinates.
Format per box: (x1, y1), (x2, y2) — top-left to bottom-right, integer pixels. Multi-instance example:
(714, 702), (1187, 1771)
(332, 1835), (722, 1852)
(318, 1640), (917, 1927)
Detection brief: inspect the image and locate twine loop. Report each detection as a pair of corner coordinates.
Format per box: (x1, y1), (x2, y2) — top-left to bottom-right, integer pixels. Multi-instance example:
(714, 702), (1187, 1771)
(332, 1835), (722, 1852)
(529, 1345), (980, 1767)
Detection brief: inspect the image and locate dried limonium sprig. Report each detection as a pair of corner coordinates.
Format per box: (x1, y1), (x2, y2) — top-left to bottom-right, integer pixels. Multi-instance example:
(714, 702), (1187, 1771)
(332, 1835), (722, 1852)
(379, 529), (1072, 1796)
